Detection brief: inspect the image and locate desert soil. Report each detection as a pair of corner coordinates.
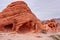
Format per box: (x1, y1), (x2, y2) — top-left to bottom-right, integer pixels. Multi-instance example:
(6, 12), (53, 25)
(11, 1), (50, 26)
(0, 32), (60, 40)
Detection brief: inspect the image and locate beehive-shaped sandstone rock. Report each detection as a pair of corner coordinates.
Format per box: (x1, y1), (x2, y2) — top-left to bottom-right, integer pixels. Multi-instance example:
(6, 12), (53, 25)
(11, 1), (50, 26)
(0, 1), (44, 34)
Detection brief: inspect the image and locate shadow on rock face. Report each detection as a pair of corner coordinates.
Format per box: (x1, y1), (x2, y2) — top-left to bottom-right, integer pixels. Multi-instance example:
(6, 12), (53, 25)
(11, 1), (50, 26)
(17, 21), (36, 33)
(4, 24), (13, 30)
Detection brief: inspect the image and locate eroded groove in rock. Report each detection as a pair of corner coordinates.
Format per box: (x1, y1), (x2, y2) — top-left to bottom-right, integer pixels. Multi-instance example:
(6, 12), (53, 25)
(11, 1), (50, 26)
(17, 21), (37, 33)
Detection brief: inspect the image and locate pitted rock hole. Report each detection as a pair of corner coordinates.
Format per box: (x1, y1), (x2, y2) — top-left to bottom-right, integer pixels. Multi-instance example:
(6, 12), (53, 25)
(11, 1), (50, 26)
(4, 24), (13, 30)
(18, 21), (35, 33)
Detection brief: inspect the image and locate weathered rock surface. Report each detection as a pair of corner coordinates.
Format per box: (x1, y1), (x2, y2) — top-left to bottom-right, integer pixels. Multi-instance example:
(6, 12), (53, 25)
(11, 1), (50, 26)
(0, 1), (44, 34)
(0, 1), (60, 34)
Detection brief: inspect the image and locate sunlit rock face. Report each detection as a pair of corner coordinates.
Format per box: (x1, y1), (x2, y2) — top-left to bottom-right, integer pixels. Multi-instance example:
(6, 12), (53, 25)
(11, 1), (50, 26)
(0, 1), (44, 34)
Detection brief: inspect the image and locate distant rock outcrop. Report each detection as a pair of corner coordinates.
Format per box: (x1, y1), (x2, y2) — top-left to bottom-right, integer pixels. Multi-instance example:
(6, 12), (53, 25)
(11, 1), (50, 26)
(42, 19), (60, 33)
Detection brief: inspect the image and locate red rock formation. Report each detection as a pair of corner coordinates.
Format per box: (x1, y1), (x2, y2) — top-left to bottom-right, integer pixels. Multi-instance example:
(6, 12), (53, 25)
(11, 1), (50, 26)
(45, 19), (58, 28)
(0, 1), (59, 34)
(43, 19), (60, 33)
(0, 1), (45, 34)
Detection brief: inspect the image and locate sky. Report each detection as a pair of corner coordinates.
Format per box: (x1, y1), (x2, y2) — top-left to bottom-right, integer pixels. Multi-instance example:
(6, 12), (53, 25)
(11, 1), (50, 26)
(0, 0), (60, 20)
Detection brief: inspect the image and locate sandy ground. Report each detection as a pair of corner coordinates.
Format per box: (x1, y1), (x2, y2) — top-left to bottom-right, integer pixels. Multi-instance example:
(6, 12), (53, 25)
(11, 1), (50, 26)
(0, 32), (60, 40)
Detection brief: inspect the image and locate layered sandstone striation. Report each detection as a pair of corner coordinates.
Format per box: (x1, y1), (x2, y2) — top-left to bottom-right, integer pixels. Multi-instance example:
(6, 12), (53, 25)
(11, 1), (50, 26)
(0, 1), (45, 34)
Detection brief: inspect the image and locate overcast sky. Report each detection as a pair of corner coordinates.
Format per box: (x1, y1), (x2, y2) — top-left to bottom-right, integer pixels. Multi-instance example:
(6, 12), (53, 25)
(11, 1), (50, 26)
(0, 0), (60, 20)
